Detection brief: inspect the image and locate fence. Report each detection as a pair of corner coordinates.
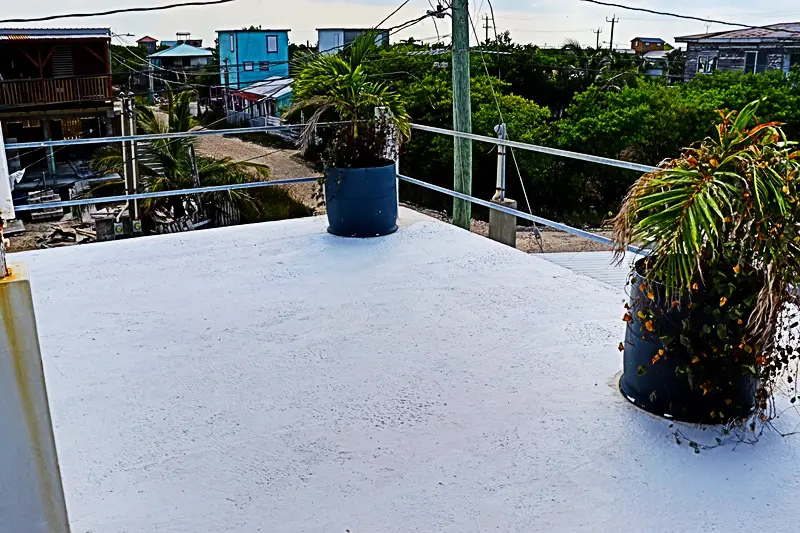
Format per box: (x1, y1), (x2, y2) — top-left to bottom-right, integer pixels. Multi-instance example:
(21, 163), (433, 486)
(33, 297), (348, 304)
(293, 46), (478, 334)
(1, 117), (649, 254)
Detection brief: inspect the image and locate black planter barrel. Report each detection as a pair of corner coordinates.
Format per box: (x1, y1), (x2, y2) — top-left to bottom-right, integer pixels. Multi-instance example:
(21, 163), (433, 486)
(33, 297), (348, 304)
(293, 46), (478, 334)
(620, 260), (757, 423)
(324, 163), (398, 238)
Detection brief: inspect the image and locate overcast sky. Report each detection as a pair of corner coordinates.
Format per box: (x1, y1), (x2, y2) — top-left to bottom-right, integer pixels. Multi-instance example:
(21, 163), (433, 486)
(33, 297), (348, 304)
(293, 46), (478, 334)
(4, 0), (800, 49)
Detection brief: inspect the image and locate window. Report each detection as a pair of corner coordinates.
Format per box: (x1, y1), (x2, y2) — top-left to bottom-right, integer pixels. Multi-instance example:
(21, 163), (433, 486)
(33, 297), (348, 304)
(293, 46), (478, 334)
(259, 61), (270, 71)
(267, 35), (279, 53)
(697, 55), (718, 74)
(243, 61), (254, 71)
(744, 51), (768, 74)
(229, 34), (235, 52)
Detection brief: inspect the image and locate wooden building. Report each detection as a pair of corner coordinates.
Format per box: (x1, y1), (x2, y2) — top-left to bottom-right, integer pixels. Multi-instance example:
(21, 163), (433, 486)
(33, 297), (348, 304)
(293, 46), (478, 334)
(676, 23), (800, 81)
(0, 28), (116, 184)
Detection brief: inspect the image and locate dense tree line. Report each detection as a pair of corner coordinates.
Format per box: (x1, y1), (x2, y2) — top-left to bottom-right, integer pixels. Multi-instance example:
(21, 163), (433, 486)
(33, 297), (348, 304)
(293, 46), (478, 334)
(368, 38), (799, 225)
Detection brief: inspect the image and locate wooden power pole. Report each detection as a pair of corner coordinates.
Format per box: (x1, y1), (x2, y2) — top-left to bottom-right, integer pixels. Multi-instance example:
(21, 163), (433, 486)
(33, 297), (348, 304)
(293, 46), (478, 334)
(592, 28), (603, 49)
(606, 15), (619, 51)
(452, 0), (472, 230)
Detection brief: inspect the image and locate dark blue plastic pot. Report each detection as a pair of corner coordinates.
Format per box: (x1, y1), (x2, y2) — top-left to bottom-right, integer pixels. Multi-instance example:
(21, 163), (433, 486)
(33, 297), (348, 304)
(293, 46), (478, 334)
(324, 163), (398, 238)
(620, 259), (757, 423)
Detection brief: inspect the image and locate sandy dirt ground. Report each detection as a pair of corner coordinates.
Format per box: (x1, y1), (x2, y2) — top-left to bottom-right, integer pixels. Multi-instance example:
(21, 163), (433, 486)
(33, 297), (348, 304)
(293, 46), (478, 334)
(195, 135), (322, 212)
(6, 222), (52, 253)
(407, 204), (613, 254)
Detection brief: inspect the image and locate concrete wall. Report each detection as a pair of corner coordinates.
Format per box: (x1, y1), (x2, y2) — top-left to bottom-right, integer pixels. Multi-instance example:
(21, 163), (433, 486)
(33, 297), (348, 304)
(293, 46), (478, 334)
(217, 31), (290, 88)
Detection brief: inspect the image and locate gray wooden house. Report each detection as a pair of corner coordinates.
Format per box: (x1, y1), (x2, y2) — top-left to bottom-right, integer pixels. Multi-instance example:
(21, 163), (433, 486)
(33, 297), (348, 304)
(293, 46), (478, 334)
(676, 23), (800, 81)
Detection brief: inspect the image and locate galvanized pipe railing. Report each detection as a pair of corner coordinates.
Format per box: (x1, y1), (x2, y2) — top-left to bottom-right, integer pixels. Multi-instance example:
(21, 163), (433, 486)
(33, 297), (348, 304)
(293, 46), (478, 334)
(411, 123), (659, 174)
(4, 122), (344, 150)
(11, 177), (320, 212)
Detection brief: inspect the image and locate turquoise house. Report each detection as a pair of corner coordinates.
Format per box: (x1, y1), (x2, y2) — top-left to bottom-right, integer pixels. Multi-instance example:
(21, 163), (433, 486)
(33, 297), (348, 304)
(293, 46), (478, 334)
(216, 29), (290, 89)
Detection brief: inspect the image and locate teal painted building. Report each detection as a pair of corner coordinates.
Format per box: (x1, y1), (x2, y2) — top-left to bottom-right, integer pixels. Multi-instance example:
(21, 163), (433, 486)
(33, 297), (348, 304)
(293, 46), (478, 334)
(216, 29), (290, 89)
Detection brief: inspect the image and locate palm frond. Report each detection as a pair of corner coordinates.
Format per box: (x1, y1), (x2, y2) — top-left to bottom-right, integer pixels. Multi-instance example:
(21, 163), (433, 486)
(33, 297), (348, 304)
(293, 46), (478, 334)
(613, 98), (800, 353)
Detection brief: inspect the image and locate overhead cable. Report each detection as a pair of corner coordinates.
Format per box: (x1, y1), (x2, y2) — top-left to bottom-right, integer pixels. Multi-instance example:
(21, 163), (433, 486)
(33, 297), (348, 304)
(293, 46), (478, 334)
(0, 0), (237, 24)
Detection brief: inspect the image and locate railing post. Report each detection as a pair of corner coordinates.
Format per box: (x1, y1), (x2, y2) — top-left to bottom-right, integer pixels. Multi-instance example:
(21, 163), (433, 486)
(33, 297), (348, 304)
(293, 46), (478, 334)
(492, 123), (507, 201)
(0, 122), (71, 533)
(127, 95), (140, 222)
(489, 122), (517, 248)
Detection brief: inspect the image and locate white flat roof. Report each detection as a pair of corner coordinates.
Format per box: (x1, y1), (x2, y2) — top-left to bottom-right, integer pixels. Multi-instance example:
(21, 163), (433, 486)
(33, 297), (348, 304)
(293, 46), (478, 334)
(13, 208), (800, 532)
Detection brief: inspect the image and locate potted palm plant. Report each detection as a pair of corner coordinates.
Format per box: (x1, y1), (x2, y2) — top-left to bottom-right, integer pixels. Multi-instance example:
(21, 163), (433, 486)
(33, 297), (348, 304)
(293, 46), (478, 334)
(288, 32), (410, 237)
(612, 99), (800, 424)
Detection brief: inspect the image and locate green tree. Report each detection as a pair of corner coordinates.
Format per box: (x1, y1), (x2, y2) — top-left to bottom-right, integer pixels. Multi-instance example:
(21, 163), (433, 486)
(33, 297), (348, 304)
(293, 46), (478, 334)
(92, 91), (309, 229)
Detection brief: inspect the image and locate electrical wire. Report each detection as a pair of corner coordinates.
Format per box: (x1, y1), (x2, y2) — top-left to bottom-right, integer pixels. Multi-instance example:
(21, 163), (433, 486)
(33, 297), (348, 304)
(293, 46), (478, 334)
(578, 0), (800, 38)
(377, 0), (413, 28)
(0, 0), (237, 24)
(93, 5), (453, 190)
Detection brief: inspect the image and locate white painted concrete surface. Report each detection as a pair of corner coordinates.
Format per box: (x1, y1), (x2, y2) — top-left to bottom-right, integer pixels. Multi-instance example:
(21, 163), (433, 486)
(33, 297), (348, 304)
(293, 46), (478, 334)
(12, 209), (800, 532)
(0, 263), (70, 533)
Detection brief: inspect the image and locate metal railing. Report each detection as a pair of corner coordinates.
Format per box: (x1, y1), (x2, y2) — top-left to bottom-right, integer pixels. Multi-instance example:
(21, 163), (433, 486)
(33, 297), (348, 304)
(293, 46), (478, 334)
(11, 177), (319, 212)
(405, 123), (646, 254)
(4, 123), (322, 150)
(2, 119), (648, 254)
(410, 123), (658, 174)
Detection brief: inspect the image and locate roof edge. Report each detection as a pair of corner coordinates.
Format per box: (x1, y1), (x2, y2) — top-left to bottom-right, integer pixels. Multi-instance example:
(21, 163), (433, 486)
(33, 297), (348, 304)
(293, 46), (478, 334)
(215, 29), (291, 33)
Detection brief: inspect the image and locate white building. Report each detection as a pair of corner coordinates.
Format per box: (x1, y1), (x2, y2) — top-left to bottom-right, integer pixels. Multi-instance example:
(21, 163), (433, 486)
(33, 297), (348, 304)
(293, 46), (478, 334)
(317, 28), (389, 55)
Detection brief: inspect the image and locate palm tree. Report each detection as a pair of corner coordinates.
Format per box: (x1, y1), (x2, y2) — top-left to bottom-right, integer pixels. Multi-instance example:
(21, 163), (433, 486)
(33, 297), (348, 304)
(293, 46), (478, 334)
(287, 31), (411, 154)
(92, 91), (271, 227)
(562, 39), (640, 92)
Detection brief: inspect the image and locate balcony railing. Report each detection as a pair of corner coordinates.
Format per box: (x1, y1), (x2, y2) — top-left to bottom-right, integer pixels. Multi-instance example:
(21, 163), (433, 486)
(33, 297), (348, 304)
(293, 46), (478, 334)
(0, 75), (112, 108)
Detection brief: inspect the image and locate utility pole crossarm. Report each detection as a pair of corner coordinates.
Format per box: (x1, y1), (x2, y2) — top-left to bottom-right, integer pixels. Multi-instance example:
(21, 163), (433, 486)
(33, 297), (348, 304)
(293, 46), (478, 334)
(606, 15), (619, 51)
(592, 27), (603, 49)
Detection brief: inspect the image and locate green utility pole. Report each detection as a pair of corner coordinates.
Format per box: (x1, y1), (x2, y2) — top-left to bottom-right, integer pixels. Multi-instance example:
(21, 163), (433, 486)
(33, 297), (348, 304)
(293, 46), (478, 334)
(452, 0), (472, 230)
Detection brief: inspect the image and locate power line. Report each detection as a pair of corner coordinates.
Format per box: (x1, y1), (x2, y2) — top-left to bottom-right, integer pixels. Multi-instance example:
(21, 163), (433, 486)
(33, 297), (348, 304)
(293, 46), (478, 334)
(0, 0), (237, 24)
(377, 0), (413, 28)
(467, 7), (536, 220)
(579, 0), (800, 38)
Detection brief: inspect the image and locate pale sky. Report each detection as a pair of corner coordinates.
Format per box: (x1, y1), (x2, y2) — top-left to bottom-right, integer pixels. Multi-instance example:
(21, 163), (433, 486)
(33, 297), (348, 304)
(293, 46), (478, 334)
(4, 0), (800, 49)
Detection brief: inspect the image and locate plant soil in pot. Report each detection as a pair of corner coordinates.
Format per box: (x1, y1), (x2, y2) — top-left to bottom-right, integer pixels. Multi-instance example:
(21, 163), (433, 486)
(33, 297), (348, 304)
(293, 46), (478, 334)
(620, 259), (758, 423)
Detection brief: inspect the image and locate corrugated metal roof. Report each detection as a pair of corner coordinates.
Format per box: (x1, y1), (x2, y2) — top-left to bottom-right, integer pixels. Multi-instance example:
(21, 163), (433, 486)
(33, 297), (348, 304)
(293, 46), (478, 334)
(632, 37), (665, 43)
(316, 27), (384, 31)
(677, 23), (800, 42)
(216, 29), (291, 33)
(0, 28), (110, 40)
(236, 77), (293, 100)
(148, 43), (212, 58)
(137, 36), (157, 42)
(643, 50), (671, 60)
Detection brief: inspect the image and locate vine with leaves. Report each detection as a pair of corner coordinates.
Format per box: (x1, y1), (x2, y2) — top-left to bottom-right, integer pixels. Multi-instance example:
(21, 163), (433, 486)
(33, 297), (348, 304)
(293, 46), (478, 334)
(613, 99), (800, 425)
